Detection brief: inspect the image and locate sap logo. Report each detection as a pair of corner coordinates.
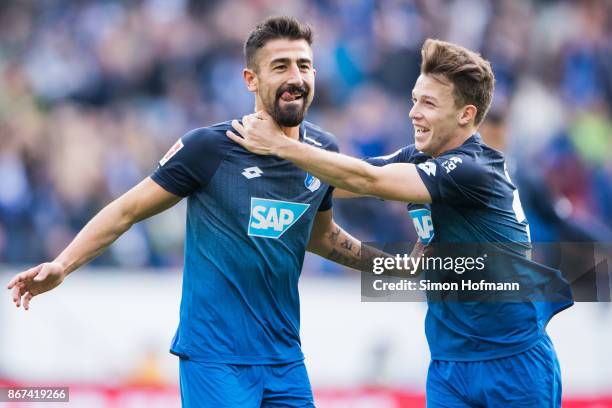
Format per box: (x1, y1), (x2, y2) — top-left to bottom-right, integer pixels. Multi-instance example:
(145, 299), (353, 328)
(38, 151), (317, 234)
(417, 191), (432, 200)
(304, 173), (321, 192)
(248, 198), (310, 239)
(417, 162), (436, 177)
(242, 166), (263, 179)
(442, 156), (462, 173)
(409, 208), (435, 244)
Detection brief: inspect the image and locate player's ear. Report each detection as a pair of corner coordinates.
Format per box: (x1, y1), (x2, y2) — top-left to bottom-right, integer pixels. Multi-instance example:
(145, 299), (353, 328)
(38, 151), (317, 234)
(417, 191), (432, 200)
(243, 68), (257, 92)
(458, 105), (477, 126)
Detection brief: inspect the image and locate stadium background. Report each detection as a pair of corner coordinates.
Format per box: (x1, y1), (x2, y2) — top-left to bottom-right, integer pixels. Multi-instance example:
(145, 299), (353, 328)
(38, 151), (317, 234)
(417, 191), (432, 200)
(0, 0), (611, 406)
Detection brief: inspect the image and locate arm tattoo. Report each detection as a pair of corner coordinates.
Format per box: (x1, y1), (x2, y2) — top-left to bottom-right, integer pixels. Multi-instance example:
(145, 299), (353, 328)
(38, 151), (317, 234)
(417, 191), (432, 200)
(340, 238), (353, 251)
(321, 226), (406, 274)
(327, 248), (362, 269)
(324, 227), (363, 270)
(329, 227), (341, 245)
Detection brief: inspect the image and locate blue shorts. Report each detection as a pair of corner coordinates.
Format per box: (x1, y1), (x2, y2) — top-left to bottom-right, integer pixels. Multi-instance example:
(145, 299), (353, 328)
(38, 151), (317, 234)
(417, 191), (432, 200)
(427, 335), (562, 407)
(179, 359), (314, 407)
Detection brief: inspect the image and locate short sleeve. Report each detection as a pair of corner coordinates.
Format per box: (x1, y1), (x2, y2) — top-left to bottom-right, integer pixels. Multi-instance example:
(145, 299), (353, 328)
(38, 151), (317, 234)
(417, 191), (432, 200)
(366, 146), (416, 167)
(317, 186), (334, 211)
(151, 128), (226, 197)
(415, 155), (492, 206)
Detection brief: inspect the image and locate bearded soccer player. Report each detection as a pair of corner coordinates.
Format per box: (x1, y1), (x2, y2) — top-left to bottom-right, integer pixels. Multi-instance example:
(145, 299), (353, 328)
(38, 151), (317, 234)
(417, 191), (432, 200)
(228, 39), (574, 407)
(7, 17), (365, 407)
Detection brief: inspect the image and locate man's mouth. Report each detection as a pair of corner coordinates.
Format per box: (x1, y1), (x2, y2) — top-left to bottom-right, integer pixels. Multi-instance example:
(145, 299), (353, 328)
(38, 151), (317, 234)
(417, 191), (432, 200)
(280, 90), (304, 102)
(414, 125), (430, 136)
(277, 84), (308, 104)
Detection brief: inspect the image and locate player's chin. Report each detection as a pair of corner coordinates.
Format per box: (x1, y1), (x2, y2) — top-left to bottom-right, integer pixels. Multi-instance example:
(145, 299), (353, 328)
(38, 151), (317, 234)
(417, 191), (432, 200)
(274, 107), (306, 127)
(414, 137), (430, 153)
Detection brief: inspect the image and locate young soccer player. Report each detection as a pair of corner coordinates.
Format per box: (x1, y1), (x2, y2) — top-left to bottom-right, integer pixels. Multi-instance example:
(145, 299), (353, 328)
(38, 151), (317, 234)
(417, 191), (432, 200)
(228, 39), (573, 407)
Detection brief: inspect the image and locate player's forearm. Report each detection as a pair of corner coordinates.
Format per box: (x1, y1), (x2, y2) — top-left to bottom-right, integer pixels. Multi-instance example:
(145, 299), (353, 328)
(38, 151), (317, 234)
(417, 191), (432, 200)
(54, 199), (135, 276)
(309, 224), (411, 274)
(275, 141), (377, 196)
(308, 225), (364, 270)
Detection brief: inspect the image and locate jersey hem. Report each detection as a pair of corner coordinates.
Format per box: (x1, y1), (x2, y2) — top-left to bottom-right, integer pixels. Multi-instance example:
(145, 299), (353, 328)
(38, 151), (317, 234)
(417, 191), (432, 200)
(150, 173), (188, 197)
(169, 349), (305, 365)
(430, 333), (549, 362)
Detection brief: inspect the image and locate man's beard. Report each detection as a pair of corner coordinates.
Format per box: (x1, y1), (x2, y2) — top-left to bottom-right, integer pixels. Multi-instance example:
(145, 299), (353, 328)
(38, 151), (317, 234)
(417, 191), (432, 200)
(270, 84), (311, 127)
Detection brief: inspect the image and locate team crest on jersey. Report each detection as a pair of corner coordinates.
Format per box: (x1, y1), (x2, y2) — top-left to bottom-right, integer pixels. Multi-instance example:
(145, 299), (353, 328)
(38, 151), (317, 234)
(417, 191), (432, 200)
(248, 198), (310, 239)
(304, 173), (321, 192)
(159, 138), (184, 166)
(409, 208), (435, 244)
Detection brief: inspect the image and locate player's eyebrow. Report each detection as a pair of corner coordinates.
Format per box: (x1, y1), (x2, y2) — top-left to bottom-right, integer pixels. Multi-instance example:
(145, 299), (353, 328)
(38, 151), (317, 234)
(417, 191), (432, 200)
(270, 57), (312, 66)
(412, 93), (439, 103)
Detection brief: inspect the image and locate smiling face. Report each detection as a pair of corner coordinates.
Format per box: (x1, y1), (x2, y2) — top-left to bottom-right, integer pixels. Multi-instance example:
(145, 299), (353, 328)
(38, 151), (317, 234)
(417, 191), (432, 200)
(245, 38), (315, 127)
(409, 74), (476, 157)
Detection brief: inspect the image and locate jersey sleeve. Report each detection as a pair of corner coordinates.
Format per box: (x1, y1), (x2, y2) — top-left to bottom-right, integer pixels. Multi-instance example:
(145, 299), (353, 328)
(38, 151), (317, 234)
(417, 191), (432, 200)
(415, 154), (492, 206)
(365, 145), (416, 166)
(151, 128), (226, 197)
(317, 187), (334, 212)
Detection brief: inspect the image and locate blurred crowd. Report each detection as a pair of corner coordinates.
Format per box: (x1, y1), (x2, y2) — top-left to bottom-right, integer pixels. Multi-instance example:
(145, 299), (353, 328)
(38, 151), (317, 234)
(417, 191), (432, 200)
(0, 0), (611, 270)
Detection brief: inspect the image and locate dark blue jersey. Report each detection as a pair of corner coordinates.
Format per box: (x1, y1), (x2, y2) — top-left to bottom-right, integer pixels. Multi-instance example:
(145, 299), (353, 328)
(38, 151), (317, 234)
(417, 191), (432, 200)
(368, 134), (573, 361)
(152, 120), (338, 364)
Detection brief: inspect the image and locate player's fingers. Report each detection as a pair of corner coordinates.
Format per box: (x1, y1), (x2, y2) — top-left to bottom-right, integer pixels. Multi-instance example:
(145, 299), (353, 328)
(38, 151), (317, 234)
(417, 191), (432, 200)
(11, 285), (19, 306)
(23, 292), (34, 311)
(242, 115), (256, 130)
(7, 275), (19, 290)
(7, 271), (27, 289)
(226, 130), (245, 147)
(231, 120), (246, 136)
(8, 265), (43, 289)
(12, 283), (24, 307)
(32, 266), (49, 282)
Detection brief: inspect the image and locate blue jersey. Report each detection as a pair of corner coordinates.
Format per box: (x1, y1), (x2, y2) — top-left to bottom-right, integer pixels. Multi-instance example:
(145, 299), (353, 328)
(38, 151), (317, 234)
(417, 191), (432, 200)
(368, 134), (573, 361)
(152, 120), (338, 365)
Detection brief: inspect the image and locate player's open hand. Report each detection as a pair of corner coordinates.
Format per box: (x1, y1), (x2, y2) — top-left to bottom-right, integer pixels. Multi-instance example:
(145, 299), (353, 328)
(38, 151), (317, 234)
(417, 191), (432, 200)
(226, 111), (292, 156)
(6, 262), (67, 310)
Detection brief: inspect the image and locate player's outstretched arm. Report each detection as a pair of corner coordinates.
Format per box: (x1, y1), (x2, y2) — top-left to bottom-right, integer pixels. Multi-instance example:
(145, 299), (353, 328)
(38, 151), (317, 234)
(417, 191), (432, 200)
(226, 112), (432, 204)
(6, 177), (181, 310)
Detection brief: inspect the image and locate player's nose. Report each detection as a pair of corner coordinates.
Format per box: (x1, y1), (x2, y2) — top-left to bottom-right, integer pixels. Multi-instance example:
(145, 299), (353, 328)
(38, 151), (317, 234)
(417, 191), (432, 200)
(285, 63), (304, 86)
(409, 103), (422, 120)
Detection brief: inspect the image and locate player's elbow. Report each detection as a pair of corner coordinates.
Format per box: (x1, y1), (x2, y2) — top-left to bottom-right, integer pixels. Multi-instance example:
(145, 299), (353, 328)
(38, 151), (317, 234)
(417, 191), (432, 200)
(111, 196), (140, 232)
(306, 228), (330, 256)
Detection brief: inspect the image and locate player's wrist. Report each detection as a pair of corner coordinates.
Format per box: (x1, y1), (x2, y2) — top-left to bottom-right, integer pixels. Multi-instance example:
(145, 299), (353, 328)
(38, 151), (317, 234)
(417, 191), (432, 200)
(51, 258), (72, 277)
(273, 137), (300, 159)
